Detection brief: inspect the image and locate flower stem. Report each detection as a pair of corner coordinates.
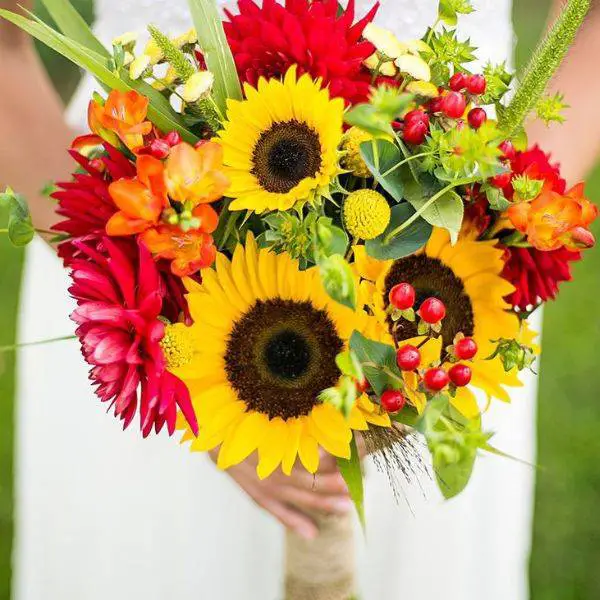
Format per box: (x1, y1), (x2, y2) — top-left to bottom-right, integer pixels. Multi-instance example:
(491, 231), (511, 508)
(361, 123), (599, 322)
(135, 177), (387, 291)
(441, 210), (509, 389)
(381, 151), (432, 178)
(0, 334), (76, 353)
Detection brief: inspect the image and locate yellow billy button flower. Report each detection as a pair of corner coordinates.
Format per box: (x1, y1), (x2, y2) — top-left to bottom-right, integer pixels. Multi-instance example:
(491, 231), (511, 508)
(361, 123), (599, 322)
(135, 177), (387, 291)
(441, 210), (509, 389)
(182, 71), (215, 103)
(160, 323), (195, 369)
(340, 127), (372, 178)
(343, 189), (391, 240)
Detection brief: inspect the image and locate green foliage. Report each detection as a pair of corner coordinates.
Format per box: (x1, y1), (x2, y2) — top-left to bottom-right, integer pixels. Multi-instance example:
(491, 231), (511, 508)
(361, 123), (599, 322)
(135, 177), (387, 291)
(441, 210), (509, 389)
(500, 0), (591, 135)
(314, 217), (349, 259)
(348, 331), (400, 396)
(365, 203), (433, 260)
(148, 25), (195, 80)
(345, 88), (413, 138)
(487, 338), (537, 373)
(480, 61), (513, 105)
(186, 0), (242, 113)
(337, 438), (365, 527)
(428, 28), (476, 84)
(319, 254), (357, 310)
(359, 139), (405, 202)
(438, 0), (474, 26)
(512, 175), (545, 201)
(536, 92), (569, 126)
(0, 189), (35, 247)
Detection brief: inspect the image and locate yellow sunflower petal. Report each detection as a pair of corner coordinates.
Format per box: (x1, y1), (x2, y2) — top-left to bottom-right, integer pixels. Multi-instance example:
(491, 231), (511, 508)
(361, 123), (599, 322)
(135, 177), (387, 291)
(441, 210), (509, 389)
(257, 417), (289, 479)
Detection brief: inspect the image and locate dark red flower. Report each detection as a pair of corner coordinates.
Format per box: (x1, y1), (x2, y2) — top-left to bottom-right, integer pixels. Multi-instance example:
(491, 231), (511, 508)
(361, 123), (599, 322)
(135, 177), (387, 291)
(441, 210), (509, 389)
(223, 0), (379, 106)
(502, 246), (581, 311)
(69, 237), (198, 437)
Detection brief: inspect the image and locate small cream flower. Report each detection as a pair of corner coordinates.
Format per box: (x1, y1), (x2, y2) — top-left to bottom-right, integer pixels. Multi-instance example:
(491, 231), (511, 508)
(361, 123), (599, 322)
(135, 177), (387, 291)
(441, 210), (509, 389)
(112, 31), (138, 48)
(395, 54), (431, 82)
(364, 53), (397, 77)
(363, 23), (405, 59)
(123, 51), (135, 67)
(129, 54), (151, 80)
(173, 28), (197, 48)
(143, 39), (164, 65)
(406, 81), (439, 98)
(182, 71), (215, 102)
(151, 66), (179, 91)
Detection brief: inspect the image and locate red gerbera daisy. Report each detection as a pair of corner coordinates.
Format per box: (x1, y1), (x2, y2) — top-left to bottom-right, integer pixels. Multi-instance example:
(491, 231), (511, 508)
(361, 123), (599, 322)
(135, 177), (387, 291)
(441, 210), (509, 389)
(502, 246), (581, 311)
(69, 237), (198, 437)
(224, 0), (379, 106)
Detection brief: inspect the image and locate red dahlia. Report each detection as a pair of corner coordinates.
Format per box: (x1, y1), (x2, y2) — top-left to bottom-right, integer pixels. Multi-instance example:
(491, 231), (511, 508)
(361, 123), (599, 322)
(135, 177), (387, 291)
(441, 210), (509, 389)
(502, 246), (581, 311)
(69, 237), (198, 437)
(223, 0), (379, 106)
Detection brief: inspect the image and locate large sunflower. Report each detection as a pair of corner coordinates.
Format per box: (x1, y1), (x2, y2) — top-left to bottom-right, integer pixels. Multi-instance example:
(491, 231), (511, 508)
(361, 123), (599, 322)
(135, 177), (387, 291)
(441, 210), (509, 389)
(218, 66), (344, 214)
(173, 234), (389, 479)
(355, 228), (537, 418)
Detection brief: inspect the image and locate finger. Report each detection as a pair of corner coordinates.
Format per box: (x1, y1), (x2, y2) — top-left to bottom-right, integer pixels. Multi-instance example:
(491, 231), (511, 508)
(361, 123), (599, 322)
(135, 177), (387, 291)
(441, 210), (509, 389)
(287, 469), (350, 495)
(316, 450), (339, 473)
(258, 496), (319, 540)
(279, 485), (354, 515)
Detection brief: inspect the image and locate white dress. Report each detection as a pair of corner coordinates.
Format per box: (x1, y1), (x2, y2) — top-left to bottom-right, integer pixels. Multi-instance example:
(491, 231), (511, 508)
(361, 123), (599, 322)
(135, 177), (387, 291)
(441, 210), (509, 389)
(15, 1), (538, 599)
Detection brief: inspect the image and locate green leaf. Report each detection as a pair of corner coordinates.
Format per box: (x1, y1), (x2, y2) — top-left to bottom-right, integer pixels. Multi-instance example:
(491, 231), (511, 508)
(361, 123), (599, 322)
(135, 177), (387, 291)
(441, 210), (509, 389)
(336, 350), (364, 381)
(315, 217), (349, 258)
(365, 203), (432, 260)
(0, 188), (35, 247)
(359, 139), (405, 202)
(187, 0), (242, 115)
(337, 438), (365, 528)
(416, 394), (449, 434)
(319, 254), (357, 310)
(349, 330), (399, 396)
(39, 0), (108, 55)
(484, 185), (511, 211)
(345, 104), (395, 138)
(404, 177), (464, 244)
(433, 443), (477, 499)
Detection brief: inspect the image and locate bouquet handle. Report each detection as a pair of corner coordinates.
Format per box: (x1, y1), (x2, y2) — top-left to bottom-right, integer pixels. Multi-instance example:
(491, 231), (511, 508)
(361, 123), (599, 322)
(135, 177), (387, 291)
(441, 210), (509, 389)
(284, 510), (356, 600)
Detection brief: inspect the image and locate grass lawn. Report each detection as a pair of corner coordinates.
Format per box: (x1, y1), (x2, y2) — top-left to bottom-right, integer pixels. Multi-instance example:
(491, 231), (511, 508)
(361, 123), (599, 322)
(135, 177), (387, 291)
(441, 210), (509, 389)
(0, 1), (599, 599)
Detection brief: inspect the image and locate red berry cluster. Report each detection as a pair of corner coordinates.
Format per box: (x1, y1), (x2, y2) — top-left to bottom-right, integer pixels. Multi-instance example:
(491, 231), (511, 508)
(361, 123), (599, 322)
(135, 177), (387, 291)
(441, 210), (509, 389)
(400, 72), (489, 147)
(490, 139), (517, 188)
(378, 283), (480, 412)
(137, 131), (182, 159)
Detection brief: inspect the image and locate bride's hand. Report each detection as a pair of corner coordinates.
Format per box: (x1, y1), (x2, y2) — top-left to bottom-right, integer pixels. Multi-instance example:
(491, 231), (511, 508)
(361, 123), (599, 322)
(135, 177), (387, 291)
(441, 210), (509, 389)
(209, 449), (353, 540)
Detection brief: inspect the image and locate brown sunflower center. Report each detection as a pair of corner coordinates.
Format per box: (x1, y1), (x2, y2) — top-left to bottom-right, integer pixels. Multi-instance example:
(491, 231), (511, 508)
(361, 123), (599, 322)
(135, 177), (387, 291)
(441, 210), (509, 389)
(383, 255), (475, 348)
(252, 120), (322, 194)
(224, 299), (343, 419)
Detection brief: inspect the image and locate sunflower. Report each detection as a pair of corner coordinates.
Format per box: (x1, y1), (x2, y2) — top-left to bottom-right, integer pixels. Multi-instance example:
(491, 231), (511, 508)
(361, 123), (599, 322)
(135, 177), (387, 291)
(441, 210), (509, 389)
(173, 234), (390, 478)
(218, 66), (344, 214)
(355, 228), (537, 418)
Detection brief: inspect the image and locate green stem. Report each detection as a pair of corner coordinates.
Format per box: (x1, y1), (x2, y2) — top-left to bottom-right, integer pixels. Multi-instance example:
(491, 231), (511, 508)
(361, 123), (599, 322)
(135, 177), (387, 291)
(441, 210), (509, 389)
(381, 151), (432, 178)
(383, 177), (477, 244)
(0, 228), (7, 234)
(0, 334), (76, 353)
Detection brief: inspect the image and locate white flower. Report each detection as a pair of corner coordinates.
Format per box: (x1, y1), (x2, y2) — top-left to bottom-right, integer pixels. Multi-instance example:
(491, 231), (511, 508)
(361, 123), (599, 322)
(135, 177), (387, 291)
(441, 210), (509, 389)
(363, 23), (405, 60)
(182, 71), (215, 102)
(395, 54), (431, 82)
(363, 53), (397, 77)
(129, 54), (151, 80)
(173, 28), (197, 48)
(112, 31), (138, 47)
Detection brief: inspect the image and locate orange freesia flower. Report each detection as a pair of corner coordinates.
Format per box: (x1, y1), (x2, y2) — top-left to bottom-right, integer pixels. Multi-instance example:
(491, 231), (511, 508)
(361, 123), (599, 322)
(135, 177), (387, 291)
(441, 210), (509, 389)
(165, 141), (230, 206)
(507, 182), (598, 251)
(141, 205), (219, 276)
(89, 90), (153, 150)
(106, 155), (168, 236)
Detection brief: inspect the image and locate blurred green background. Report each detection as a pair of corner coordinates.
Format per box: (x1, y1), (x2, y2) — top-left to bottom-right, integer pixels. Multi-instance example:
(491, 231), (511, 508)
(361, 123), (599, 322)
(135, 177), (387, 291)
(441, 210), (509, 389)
(0, 0), (599, 599)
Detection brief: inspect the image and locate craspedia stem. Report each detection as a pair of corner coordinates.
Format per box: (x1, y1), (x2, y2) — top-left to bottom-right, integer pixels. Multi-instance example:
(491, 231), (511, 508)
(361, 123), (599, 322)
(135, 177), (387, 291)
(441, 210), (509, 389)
(499, 0), (591, 136)
(148, 25), (196, 81)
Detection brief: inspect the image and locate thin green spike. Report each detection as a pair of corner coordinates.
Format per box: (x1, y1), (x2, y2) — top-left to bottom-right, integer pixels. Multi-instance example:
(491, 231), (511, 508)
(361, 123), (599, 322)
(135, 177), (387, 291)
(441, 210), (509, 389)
(148, 25), (196, 81)
(499, 0), (591, 136)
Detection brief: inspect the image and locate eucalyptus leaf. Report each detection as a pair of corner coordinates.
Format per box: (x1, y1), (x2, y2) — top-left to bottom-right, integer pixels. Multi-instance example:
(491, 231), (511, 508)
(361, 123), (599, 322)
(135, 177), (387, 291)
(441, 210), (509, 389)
(319, 255), (357, 310)
(337, 438), (365, 528)
(359, 139), (405, 202)
(365, 203), (432, 260)
(0, 188), (35, 247)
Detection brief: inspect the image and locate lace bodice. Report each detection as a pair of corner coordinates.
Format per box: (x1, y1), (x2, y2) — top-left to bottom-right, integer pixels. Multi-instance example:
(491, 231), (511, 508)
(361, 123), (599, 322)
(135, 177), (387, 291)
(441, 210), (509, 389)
(68, 0), (514, 127)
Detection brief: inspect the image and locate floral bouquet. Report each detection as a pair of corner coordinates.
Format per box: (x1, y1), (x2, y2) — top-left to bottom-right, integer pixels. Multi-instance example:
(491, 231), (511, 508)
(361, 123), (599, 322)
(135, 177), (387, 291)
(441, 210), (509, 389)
(1, 0), (596, 598)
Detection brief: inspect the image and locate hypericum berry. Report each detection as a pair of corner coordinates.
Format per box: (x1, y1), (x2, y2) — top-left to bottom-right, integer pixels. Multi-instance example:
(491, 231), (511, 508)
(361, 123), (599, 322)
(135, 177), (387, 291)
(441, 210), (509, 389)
(163, 131), (182, 147)
(441, 92), (467, 119)
(490, 171), (512, 188)
(499, 140), (517, 161)
(419, 297), (446, 324)
(467, 74), (486, 95)
(468, 107), (487, 129)
(455, 337), (478, 360)
(449, 72), (468, 92)
(380, 390), (406, 413)
(403, 110), (430, 145)
(423, 368), (450, 392)
(396, 344), (421, 371)
(147, 139), (171, 159)
(428, 96), (444, 114)
(356, 377), (370, 394)
(449, 364), (472, 387)
(389, 282), (416, 310)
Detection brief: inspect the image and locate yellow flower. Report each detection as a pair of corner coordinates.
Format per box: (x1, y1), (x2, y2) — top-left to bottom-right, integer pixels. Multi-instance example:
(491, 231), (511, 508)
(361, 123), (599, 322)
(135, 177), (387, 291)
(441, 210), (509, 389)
(406, 81), (439, 98)
(112, 31), (138, 48)
(363, 23), (405, 59)
(218, 66), (344, 214)
(174, 234), (390, 478)
(129, 54), (151, 80)
(395, 54), (431, 82)
(343, 190), (391, 240)
(143, 38), (164, 65)
(160, 323), (195, 369)
(172, 28), (197, 48)
(182, 71), (215, 103)
(355, 228), (537, 418)
(340, 127), (373, 178)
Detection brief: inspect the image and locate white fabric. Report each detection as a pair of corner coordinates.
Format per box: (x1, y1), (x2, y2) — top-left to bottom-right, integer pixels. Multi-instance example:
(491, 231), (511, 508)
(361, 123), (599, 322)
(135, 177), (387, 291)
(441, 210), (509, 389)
(14, 1), (535, 599)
